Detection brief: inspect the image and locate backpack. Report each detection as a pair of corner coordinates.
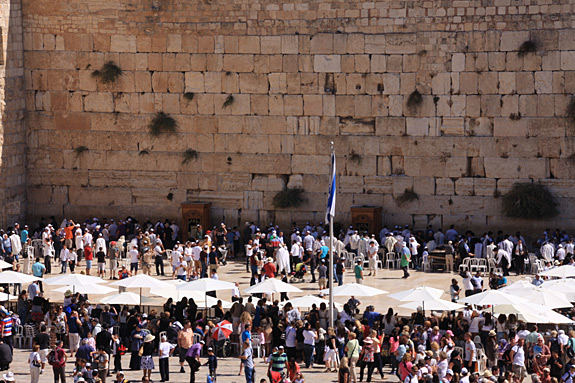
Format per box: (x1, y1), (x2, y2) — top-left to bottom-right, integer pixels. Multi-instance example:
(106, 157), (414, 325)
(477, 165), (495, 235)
(47, 348), (61, 366)
(568, 339), (575, 358)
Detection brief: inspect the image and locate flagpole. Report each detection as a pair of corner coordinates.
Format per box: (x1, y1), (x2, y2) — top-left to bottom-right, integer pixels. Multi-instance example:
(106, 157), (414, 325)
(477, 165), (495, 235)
(329, 142), (335, 328)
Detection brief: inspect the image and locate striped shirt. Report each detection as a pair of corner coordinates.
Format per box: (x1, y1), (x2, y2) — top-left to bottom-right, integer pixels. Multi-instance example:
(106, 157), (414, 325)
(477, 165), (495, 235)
(2, 317), (12, 337)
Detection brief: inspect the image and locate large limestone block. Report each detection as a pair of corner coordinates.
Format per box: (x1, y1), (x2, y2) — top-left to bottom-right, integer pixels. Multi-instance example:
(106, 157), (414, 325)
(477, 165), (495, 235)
(413, 177), (435, 196)
(499, 31), (529, 51)
(339, 176), (365, 194)
(313, 55), (341, 73)
(364, 35), (386, 54)
(455, 178), (474, 196)
(528, 118), (565, 138)
(151, 72), (168, 92)
(223, 54), (254, 73)
(239, 73), (268, 94)
(452, 53), (465, 72)
(261, 36), (281, 54)
(364, 176), (393, 194)
(385, 34), (416, 54)
(238, 36), (260, 54)
(84, 92), (114, 113)
(534, 71), (553, 94)
(110, 35), (137, 53)
(292, 155), (329, 174)
(493, 118), (528, 137)
(406, 118), (429, 136)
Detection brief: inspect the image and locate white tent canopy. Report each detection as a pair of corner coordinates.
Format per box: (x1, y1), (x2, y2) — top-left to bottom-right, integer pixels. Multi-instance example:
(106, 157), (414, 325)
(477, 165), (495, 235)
(400, 298), (464, 312)
(540, 265), (575, 279)
(244, 278), (302, 295)
(504, 286), (572, 309)
(389, 286), (444, 301)
(279, 295), (343, 310)
(100, 292), (161, 306)
(458, 290), (528, 306)
(0, 271), (42, 284)
(110, 274), (171, 289)
(176, 278), (236, 293)
(53, 284), (116, 295)
(320, 283), (388, 297)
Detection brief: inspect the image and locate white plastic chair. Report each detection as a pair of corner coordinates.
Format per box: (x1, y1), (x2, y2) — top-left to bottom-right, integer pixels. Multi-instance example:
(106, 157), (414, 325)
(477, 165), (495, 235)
(13, 325), (23, 348)
(251, 333), (265, 358)
(471, 259), (488, 275)
(386, 252), (396, 269)
(422, 254), (433, 272)
(374, 254), (383, 269)
(458, 258), (472, 273)
(488, 258), (502, 274)
(23, 325), (36, 349)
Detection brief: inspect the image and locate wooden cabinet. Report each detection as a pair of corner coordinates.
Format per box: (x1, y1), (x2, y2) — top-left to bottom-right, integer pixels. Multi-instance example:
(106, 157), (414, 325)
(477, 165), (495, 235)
(351, 206), (382, 235)
(181, 202), (211, 241)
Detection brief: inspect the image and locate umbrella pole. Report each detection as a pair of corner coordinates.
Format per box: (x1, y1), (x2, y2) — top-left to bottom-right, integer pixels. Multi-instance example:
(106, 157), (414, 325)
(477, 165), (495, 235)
(328, 168), (335, 327)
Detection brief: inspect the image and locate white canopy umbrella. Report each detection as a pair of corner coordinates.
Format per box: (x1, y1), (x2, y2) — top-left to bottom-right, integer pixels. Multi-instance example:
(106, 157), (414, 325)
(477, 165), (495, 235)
(110, 274), (171, 289)
(458, 290), (529, 306)
(499, 280), (538, 293)
(150, 285), (233, 308)
(542, 280), (575, 301)
(320, 283), (388, 297)
(0, 260), (14, 270)
(0, 271), (42, 284)
(176, 278), (236, 293)
(0, 292), (18, 301)
(504, 287), (572, 309)
(279, 295), (343, 310)
(244, 278), (302, 295)
(100, 292), (161, 306)
(110, 274), (171, 305)
(493, 303), (574, 324)
(44, 274), (105, 286)
(400, 298), (464, 312)
(53, 284), (116, 295)
(44, 274), (106, 293)
(540, 265), (575, 279)
(389, 286), (444, 301)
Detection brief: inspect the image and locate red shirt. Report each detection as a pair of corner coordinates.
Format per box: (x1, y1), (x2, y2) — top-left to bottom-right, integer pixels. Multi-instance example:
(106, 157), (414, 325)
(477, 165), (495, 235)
(84, 246), (93, 260)
(263, 262), (276, 278)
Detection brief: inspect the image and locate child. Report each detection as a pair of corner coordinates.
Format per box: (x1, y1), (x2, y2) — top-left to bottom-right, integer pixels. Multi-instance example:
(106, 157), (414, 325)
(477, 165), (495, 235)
(158, 335), (175, 382)
(205, 347), (218, 380)
(294, 372), (305, 383)
(29, 344), (41, 383)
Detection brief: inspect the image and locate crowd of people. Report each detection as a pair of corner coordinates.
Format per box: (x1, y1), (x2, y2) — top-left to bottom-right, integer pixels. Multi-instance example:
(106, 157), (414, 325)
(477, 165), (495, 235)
(0, 215), (573, 383)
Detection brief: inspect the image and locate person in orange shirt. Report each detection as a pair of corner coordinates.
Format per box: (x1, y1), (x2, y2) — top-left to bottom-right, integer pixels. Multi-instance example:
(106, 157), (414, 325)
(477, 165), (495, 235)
(64, 221), (75, 249)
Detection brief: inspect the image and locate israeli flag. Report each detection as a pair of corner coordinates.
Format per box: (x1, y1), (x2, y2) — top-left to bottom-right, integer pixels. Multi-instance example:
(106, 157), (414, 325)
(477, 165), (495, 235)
(325, 151), (336, 223)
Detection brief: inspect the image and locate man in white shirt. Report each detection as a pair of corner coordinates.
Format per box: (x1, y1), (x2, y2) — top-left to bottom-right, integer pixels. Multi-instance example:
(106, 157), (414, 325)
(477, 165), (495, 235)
(191, 242), (202, 274)
(60, 244), (70, 274)
(290, 241), (303, 266)
(82, 230), (93, 249)
(510, 338), (527, 382)
(463, 332), (477, 373)
(367, 241), (379, 276)
(171, 248), (182, 278)
(129, 246), (139, 274)
(462, 271), (474, 297)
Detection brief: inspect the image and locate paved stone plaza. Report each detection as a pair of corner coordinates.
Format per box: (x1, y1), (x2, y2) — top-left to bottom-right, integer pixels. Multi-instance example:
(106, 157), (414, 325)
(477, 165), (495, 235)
(7, 258), (527, 383)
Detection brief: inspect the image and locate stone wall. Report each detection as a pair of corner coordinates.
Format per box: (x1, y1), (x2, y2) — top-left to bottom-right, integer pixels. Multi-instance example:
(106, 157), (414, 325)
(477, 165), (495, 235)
(20, 0), (575, 233)
(0, 0), (26, 229)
